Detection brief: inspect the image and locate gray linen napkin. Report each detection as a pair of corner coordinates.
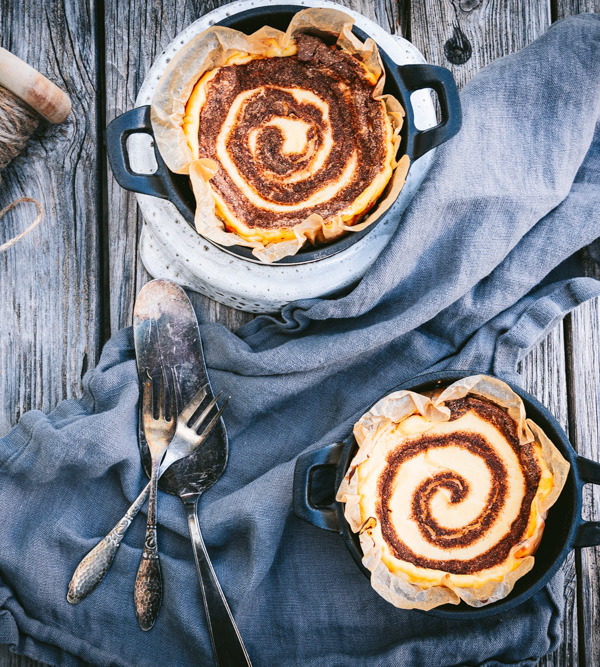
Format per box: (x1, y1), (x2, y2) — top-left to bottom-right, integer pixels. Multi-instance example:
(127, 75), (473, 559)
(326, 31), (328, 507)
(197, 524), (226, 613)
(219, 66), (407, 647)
(1, 14), (600, 667)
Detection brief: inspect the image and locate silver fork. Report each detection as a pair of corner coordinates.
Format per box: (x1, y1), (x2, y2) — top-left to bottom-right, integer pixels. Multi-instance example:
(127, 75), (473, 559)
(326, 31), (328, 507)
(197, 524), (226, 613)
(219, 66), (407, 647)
(134, 369), (176, 630)
(162, 387), (250, 665)
(66, 383), (224, 606)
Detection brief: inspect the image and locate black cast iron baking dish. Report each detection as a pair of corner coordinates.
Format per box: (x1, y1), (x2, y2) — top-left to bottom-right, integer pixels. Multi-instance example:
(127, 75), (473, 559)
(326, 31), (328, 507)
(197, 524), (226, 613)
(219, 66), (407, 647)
(106, 4), (461, 265)
(293, 369), (600, 619)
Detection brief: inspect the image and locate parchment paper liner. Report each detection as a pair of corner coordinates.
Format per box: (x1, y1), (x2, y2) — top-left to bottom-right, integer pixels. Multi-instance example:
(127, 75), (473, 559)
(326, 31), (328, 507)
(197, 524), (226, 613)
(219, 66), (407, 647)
(336, 375), (570, 610)
(151, 8), (409, 263)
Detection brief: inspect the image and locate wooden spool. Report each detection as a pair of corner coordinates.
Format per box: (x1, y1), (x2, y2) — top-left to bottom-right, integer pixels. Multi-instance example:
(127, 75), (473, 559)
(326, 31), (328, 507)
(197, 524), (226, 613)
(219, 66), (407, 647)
(0, 47), (71, 252)
(0, 46), (71, 123)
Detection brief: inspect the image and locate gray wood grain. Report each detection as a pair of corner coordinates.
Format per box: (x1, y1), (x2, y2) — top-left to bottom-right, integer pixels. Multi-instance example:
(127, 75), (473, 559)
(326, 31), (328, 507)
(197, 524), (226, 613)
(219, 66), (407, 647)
(403, 0), (552, 89)
(565, 252), (600, 667)
(0, 0), (100, 659)
(0, 0), (101, 437)
(567, 298), (600, 667)
(546, 2), (600, 660)
(0, 647), (42, 667)
(103, 0), (237, 334)
(403, 2), (580, 665)
(520, 325), (579, 667)
(554, 0), (600, 19)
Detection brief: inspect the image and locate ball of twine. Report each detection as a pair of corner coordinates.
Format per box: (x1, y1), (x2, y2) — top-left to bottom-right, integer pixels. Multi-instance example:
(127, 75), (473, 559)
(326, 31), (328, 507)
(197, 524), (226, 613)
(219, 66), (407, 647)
(0, 84), (39, 172)
(0, 83), (43, 251)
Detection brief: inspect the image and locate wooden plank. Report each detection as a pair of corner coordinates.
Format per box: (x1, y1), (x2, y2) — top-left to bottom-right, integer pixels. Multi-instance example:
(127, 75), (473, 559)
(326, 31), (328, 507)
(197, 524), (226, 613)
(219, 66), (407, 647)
(546, 0), (600, 658)
(0, 2), (101, 436)
(564, 251), (600, 667)
(405, 1), (579, 664)
(554, 0), (600, 19)
(342, 0), (401, 33)
(403, 0), (551, 89)
(520, 326), (578, 667)
(103, 0), (254, 335)
(551, 10), (600, 667)
(0, 647), (43, 667)
(0, 0), (99, 664)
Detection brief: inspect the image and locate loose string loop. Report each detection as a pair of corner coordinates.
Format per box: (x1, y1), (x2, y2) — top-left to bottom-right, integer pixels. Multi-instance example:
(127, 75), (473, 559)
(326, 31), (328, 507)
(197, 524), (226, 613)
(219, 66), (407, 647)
(0, 83), (44, 253)
(0, 197), (43, 253)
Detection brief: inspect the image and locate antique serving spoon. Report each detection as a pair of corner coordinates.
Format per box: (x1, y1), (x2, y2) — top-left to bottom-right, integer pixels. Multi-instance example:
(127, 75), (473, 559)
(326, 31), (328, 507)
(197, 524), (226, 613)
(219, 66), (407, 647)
(67, 281), (212, 607)
(137, 280), (251, 665)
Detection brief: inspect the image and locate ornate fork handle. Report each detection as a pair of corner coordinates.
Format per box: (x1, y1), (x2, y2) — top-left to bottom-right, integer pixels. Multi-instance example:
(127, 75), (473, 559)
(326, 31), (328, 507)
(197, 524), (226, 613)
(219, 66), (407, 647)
(134, 459), (162, 630)
(67, 484), (149, 604)
(184, 498), (252, 667)
(67, 433), (205, 605)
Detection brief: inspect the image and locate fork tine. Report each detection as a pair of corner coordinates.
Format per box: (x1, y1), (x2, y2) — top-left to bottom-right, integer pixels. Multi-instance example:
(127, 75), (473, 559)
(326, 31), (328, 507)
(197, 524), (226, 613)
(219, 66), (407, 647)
(180, 383), (209, 422)
(189, 390), (224, 431)
(194, 397), (229, 443)
(168, 367), (178, 423)
(158, 371), (165, 420)
(142, 372), (153, 422)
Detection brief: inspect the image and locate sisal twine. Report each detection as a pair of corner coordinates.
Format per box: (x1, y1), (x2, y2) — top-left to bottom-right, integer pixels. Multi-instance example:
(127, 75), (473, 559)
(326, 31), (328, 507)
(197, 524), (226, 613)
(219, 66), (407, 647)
(0, 84), (39, 171)
(0, 197), (43, 253)
(0, 84), (43, 252)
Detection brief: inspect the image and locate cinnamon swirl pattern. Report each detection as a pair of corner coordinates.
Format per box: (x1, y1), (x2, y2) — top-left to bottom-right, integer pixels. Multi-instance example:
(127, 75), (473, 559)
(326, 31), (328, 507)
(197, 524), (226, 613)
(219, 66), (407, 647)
(183, 34), (396, 244)
(337, 377), (570, 609)
(377, 398), (540, 575)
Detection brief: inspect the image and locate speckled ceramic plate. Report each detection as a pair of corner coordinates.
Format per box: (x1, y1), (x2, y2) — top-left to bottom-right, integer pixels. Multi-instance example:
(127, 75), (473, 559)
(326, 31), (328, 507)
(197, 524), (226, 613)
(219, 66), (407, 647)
(131, 0), (438, 313)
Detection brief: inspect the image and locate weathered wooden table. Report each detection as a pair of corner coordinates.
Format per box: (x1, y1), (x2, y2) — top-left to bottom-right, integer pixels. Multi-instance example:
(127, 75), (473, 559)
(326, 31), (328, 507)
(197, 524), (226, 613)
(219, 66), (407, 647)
(0, 1), (598, 665)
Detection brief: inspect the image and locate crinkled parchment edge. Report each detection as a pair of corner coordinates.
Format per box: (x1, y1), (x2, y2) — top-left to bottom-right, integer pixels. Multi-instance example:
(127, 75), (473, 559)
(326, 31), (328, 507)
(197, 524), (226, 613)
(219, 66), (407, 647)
(151, 7), (409, 263)
(336, 374), (570, 610)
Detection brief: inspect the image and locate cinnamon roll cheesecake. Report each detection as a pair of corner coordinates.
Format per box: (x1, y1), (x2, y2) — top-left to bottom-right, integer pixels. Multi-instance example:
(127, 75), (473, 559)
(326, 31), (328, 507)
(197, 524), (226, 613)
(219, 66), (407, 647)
(182, 32), (397, 245)
(336, 376), (569, 609)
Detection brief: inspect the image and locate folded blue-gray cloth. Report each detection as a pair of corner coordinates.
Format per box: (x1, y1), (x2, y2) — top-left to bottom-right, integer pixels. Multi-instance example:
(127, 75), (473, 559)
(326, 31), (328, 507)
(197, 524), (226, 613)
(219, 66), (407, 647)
(2, 14), (600, 667)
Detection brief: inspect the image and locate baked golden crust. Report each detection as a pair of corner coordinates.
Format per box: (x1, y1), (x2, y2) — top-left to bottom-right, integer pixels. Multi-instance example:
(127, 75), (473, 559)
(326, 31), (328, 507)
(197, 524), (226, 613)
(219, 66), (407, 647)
(336, 376), (570, 609)
(182, 34), (395, 244)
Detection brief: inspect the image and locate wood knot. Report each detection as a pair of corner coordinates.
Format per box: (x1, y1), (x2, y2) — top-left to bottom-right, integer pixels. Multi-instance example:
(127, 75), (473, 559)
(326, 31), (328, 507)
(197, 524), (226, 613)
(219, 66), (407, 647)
(444, 24), (472, 65)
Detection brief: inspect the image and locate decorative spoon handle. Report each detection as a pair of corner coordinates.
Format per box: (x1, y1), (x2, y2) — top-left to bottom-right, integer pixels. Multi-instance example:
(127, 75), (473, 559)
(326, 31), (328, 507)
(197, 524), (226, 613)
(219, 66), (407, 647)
(67, 433), (201, 605)
(184, 498), (252, 667)
(67, 483), (150, 604)
(134, 459), (162, 630)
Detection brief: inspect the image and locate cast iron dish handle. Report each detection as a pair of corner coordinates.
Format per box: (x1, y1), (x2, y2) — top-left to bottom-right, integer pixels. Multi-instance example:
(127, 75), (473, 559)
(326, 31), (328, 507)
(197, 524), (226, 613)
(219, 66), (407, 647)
(293, 442), (345, 532)
(574, 455), (600, 547)
(294, 445), (600, 544)
(401, 63), (462, 161)
(105, 105), (169, 199)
